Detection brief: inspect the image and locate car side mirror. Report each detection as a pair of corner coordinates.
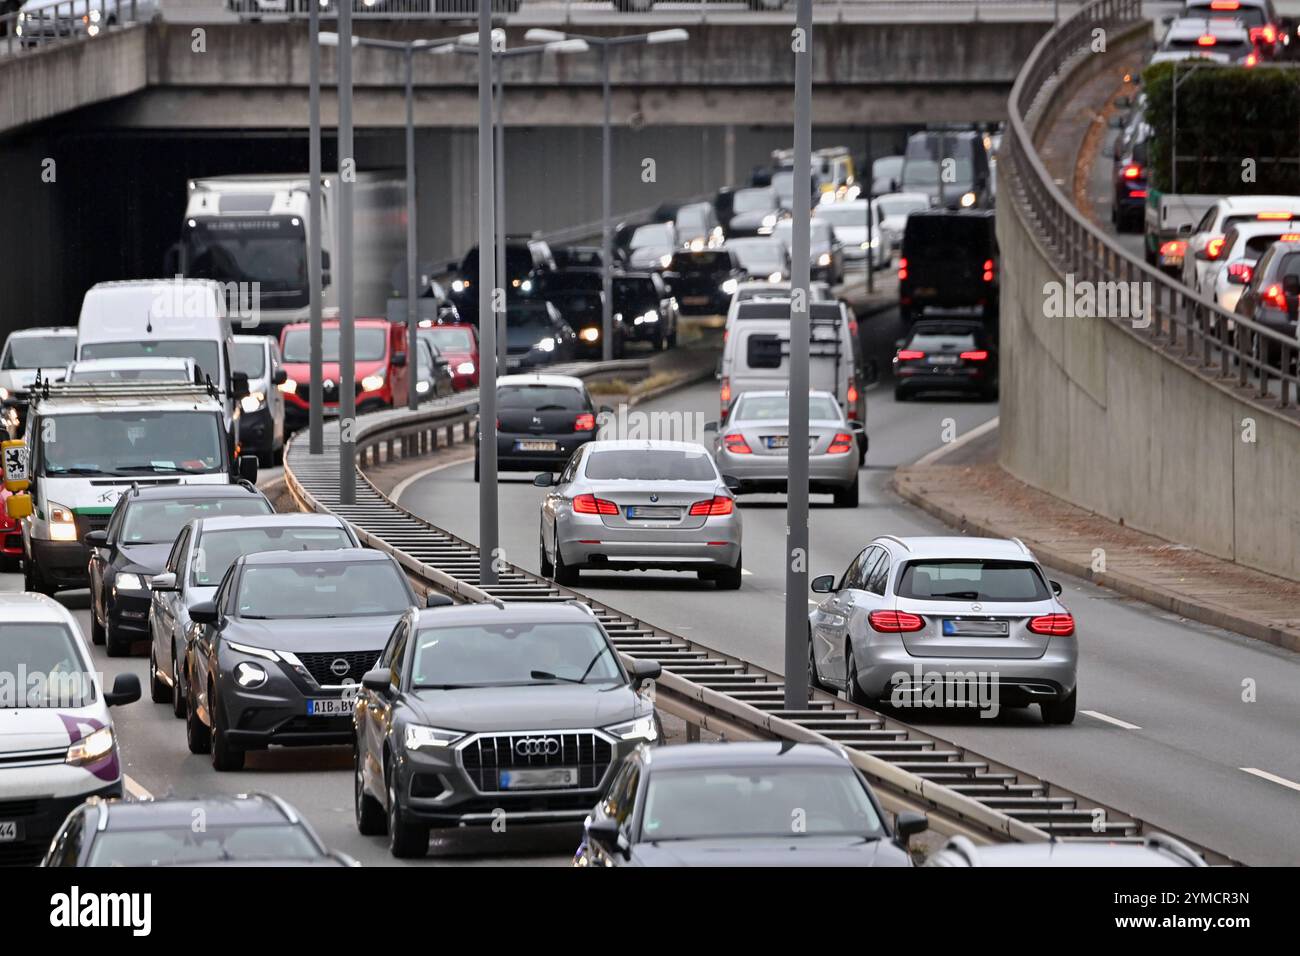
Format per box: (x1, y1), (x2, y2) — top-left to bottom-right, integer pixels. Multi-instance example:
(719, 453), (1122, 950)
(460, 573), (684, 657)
(533, 473), (555, 488)
(811, 574), (836, 593)
(83, 530), (108, 549)
(1284, 275), (1300, 296)
(585, 815), (628, 856)
(105, 673), (142, 707)
(272, 367), (288, 386)
(703, 420), (718, 433)
(598, 405), (614, 415)
(722, 474), (741, 493)
(238, 456), (259, 485)
(188, 601), (219, 626)
(1177, 223), (1193, 236)
(232, 370), (251, 400)
(425, 592), (454, 608)
(894, 811), (928, 843)
(1051, 580), (1063, 597)
(361, 668), (391, 694)
(628, 658), (661, 690)
(150, 572), (178, 592)
(392, 351), (407, 368)
(1160, 13), (1174, 24)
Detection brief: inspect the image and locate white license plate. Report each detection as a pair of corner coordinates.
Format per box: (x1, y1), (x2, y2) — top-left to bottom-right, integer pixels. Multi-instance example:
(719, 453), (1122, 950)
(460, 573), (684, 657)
(767, 435), (789, 448)
(307, 690), (358, 716)
(500, 767), (578, 790)
(627, 505), (678, 519)
(928, 355), (959, 365)
(0, 820), (21, 843)
(515, 440), (558, 452)
(942, 619), (1009, 636)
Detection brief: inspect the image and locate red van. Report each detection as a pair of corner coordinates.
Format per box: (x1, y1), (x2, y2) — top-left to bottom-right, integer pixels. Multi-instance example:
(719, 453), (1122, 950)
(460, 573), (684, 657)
(278, 316), (411, 430)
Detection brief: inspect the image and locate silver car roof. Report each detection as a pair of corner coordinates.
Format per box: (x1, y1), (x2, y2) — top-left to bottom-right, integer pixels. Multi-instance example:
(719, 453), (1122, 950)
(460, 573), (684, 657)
(875, 535), (1034, 560)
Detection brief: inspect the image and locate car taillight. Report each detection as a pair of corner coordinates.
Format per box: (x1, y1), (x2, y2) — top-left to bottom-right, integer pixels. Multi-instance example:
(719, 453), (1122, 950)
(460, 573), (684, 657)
(897, 349), (925, 360)
(1130, 190), (1148, 199)
(689, 495), (735, 516)
(1161, 240), (1187, 258)
(1245, 52), (1258, 68)
(723, 433), (753, 454)
(1282, 234), (1300, 242)
(827, 432), (854, 454)
(1197, 34), (1216, 46)
(574, 412), (595, 432)
(868, 609), (925, 633)
(1028, 613), (1075, 637)
(846, 381), (859, 405)
(573, 494), (619, 515)
(1258, 211), (1292, 220)
(1209, 0), (1239, 8)
(960, 350), (989, 360)
(720, 377), (731, 411)
(1122, 164), (1142, 179)
(1263, 283), (1289, 310)
(982, 258), (995, 282)
(898, 257), (908, 281)
(1226, 261), (1254, 283)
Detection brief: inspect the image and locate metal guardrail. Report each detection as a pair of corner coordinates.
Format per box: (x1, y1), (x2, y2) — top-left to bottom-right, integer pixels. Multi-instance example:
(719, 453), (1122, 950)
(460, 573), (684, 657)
(1004, 0), (1300, 417)
(280, 366), (1239, 861)
(0, 0), (149, 57)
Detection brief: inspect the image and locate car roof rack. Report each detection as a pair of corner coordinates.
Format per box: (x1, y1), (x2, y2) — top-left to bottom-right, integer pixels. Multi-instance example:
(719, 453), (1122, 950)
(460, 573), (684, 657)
(874, 534), (912, 553)
(31, 378), (222, 403)
(942, 834), (981, 866)
(1010, 536), (1031, 556)
(1143, 832), (1206, 866)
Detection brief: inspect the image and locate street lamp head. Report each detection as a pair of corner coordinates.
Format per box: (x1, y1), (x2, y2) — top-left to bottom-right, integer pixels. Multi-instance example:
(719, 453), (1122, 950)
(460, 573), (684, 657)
(525, 28), (569, 44)
(318, 31), (353, 48)
(458, 27), (505, 49)
(547, 38), (590, 55)
(646, 28), (689, 44)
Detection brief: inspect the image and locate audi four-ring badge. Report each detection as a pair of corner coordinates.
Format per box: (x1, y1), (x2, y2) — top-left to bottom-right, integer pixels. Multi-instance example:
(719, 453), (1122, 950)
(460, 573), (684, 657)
(352, 601), (662, 859)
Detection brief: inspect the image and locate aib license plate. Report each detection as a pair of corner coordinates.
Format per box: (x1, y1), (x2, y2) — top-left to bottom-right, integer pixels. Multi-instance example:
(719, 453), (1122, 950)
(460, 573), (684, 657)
(515, 440), (558, 452)
(627, 505), (677, 519)
(500, 767), (577, 790)
(942, 619), (1010, 637)
(0, 820), (23, 843)
(928, 355), (959, 365)
(307, 688), (359, 716)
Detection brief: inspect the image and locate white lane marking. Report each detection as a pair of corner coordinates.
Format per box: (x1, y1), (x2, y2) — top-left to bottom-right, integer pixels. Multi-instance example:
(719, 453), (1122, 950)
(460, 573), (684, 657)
(1241, 767), (1300, 793)
(390, 453), (474, 504)
(741, 568), (754, 576)
(123, 775), (152, 800)
(1081, 710), (1142, 730)
(911, 415), (1000, 467)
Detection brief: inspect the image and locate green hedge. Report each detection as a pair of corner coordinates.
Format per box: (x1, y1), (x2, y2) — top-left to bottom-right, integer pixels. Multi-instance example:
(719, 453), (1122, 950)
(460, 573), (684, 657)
(1142, 61), (1300, 194)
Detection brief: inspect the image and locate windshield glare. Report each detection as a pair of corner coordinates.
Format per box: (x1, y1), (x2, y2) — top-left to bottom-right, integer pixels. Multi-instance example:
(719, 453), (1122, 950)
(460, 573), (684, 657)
(3, 337), (76, 370)
(193, 527), (352, 586)
(41, 412), (226, 477)
(235, 562), (409, 618)
(412, 622), (621, 687)
(422, 328), (473, 352)
(0, 624), (93, 708)
(232, 342), (265, 378)
(733, 395), (841, 421)
(283, 327), (386, 363)
(79, 341), (220, 384)
(630, 224), (672, 248)
(586, 449), (717, 481)
(87, 825), (322, 866)
(121, 497), (272, 546)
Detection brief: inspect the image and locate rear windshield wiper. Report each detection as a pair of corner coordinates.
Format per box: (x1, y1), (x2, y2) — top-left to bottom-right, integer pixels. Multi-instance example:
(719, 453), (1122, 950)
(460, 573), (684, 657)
(530, 404), (570, 412)
(931, 591), (980, 599)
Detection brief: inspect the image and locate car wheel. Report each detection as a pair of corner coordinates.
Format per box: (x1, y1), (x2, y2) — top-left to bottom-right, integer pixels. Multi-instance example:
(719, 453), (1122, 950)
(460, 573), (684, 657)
(553, 535), (579, 586)
(25, 560), (55, 598)
(538, 523), (554, 577)
(90, 605), (106, 645)
(386, 761), (428, 858)
(1041, 687), (1077, 725)
(894, 387), (908, 403)
(715, 551), (743, 590)
(149, 645), (170, 704)
(833, 478), (860, 508)
(846, 649), (875, 709)
(473, 453), (480, 483)
(355, 745), (387, 836)
(668, 324), (678, 349)
(171, 643), (187, 719)
(104, 618), (131, 658)
(185, 670), (211, 754)
(808, 632), (830, 692)
(209, 687), (245, 771)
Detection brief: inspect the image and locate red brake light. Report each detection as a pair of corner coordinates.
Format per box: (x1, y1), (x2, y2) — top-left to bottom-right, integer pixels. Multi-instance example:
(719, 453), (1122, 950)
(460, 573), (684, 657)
(573, 494), (619, 516)
(868, 610), (925, 633)
(1161, 239), (1187, 257)
(720, 377), (731, 409)
(1226, 261), (1254, 283)
(1122, 164), (1142, 179)
(846, 381), (859, 404)
(1028, 613), (1075, 637)
(960, 350), (989, 361)
(1210, 0), (1238, 7)
(689, 495), (735, 516)
(1197, 34), (1216, 46)
(898, 256), (908, 281)
(827, 432), (854, 454)
(1245, 52), (1258, 68)
(574, 412), (595, 432)
(982, 258), (995, 282)
(1258, 211), (1292, 220)
(723, 433), (753, 454)
(897, 349), (925, 360)
(1130, 190), (1148, 198)
(1205, 237), (1227, 260)
(1280, 233), (1300, 242)
(1263, 283), (1289, 310)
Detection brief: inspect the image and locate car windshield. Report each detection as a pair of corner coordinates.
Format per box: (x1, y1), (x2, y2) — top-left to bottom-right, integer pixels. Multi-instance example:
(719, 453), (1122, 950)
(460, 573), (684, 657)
(733, 394), (841, 421)
(411, 622), (622, 687)
(773, 220), (834, 246)
(183, 216), (308, 303)
(235, 562), (409, 618)
(86, 825), (322, 866)
(641, 767), (883, 842)
(585, 448), (716, 481)
(815, 205), (869, 228)
(193, 526), (353, 586)
(728, 241), (784, 272)
(908, 331), (979, 351)
(421, 327), (474, 352)
(2, 336), (75, 370)
(902, 158), (974, 189)
(231, 342), (265, 378)
(41, 411), (226, 477)
(877, 197), (929, 218)
(630, 223), (672, 248)
(120, 497), (271, 546)
(733, 189), (776, 213)
(676, 206), (711, 235)
(499, 384), (585, 411)
(613, 278), (657, 310)
(0, 623), (93, 708)
(897, 559), (1049, 601)
(282, 327), (385, 363)
(79, 341), (220, 384)
(68, 367), (191, 384)
(551, 293), (602, 323)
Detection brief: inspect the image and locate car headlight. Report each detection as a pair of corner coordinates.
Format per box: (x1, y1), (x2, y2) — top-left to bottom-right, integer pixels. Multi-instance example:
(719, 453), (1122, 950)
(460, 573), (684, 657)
(637, 310), (658, 325)
(0, 387), (8, 401)
(520, 279), (533, 293)
(416, 380), (430, 394)
(688, 238), (706, 252)
(817, 252), (832, 267)
(607, 714), (658, 743)
(240, 390), (267, 414)
(536, 337), (556, 353)
(66, 726), (114, 766)
(451, 279), (467, 293)
(49, 501), (77, 542)
(768, 271), (783, 283)
(659, 254), (673, 269)
(277, 376), (297, 394)
(721, 278), (739, 295)
(960, 191), (977, 208)
(233, 661), (269, 689)
(361, 372), (385, 392)
(762, 213), (777, 228)
(405, 724), (464, 751)
(114, 572), (148, 592)
(456, 361), (475, 375)
(579, 327), (600, 343)
(227, 640), (281, 662)
(88, 9), (101, 22)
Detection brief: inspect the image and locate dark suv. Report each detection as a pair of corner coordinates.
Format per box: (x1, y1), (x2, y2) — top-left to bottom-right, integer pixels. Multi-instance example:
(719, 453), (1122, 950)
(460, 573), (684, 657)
(663, 249), (746, 315)
(899, 210), (999, 323)
(352, 601), (661, 858)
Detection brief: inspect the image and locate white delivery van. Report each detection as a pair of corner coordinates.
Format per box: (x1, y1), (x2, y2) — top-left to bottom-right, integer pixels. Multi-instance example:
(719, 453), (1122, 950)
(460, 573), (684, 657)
(11, 380), (256, 595)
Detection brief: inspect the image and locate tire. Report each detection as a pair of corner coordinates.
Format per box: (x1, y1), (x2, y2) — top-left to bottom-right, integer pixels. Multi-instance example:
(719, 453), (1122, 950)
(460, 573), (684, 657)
(149, 645), (170, 704)
(833, 479), (860, 508)
(538, 523), (554, 577)
(387, 761), (428, 858)
(90, 605), (106, 645)
(104, 618), (131, 658)
(846, 649), (876, 709)
(171, 643), (187, 719)
(185, 671), (211, 755)
(209, 688), (245, 771)
(808, 632), (830, 692)
(1041, 687), (1077, 725)
(894, 387), (909, 403)
(898, 304), (914, 325)
(473, 454), (480, 483)
(715, 552), (743, 590)
(355, 744), (386, 836)
(553, 536), (579, 586)
(24, 559), (55, 598)
(668, 324), (678, 349)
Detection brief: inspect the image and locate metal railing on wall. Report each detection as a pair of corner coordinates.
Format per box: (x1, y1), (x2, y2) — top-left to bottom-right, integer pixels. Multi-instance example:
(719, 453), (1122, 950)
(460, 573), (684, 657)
(0, 0), (145, 58)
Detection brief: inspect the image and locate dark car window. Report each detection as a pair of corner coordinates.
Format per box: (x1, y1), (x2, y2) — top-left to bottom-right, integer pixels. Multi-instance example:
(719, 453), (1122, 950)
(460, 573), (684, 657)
(192, 526), (354, 586)
(2, 335), (76, 370)
(897, 559), (1050, 602)
(166, 526), (192, 575)
(908, 331), (979, 351)
(385, 620), (409, 687)
(837, 547), (870, 591)
(87, 825), (323, 866)
(668, 251), (732, 274)
(1276, 251), (1300, 279)
(585, 448), (717, 481)
(903, 215), (995, 256)
(864, 553), (891, 595)
(235, 561), (410, 619)
(498, 384), (587, 411)
(121, 497), (273, 546)
(50, 810), (86, 867)
(854, 549), (885, 591)
(232, 342), (266, 378)
(411, 622), (621, 687)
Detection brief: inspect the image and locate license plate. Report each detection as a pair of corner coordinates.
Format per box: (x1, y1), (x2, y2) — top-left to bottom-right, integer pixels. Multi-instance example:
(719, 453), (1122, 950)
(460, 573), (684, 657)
(1160, 253), (1183, 267)
(500, 767), (578, 790)
(627, 505), (678, 519)
(0, 820), (22, 843)
(942, 619), (1010, 637)
(928, 355), (959, 365)
(515, 439), (557, 452)
(766, 435), (789, 448)
(307, 689), (358, 716)
(683, 295), (710, 305)
(914, 286), (937, 296)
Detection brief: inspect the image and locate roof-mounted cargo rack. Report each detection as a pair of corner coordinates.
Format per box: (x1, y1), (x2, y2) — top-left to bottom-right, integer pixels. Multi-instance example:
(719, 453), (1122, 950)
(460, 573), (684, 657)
(30, 377), (222, 403)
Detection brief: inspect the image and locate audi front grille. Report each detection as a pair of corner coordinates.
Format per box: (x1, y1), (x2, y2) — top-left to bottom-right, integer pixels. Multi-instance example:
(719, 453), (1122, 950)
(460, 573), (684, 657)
(459, 731), (614, 793)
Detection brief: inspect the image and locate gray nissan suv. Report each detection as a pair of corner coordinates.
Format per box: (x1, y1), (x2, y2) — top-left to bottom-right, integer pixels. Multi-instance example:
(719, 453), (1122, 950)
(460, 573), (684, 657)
(353, 600), (662, 858)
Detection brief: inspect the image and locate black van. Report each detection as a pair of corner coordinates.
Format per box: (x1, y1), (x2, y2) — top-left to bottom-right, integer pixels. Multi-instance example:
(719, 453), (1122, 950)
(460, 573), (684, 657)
(898, 210), (998, 324)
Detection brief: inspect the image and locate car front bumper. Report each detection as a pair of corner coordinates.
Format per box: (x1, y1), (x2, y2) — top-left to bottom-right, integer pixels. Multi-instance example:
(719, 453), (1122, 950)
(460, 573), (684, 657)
(0, 769), (122, 865)
(29, 538), (90, 590)
(107, 589), (153, 639)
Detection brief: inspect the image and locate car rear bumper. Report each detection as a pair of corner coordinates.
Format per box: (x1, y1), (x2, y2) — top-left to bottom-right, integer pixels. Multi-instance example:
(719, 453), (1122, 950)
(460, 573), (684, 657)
(718, 448), (858, 488)
(494, 433), (594, 473)
(558, 521), (741, 571)
(853, 640), (1078, 705)
(894, 365), (993, 393)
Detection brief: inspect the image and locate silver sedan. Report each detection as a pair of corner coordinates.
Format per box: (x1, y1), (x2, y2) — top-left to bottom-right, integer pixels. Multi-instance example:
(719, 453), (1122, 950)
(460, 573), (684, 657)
(535, 440), (743, 589)
(709, 390), (862, 507)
